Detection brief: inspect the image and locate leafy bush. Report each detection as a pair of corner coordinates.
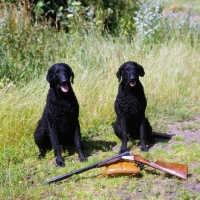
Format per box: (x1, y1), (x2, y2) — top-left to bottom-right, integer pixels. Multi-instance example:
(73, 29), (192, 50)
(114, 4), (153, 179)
(1, 0), (200, 86)
(5, 0), (139, 34)
(133, 0), (162, 45)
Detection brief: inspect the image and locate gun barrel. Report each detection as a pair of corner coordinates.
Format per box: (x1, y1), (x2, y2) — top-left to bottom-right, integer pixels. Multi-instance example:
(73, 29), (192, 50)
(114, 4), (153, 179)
(42, 163), (97, 184)
(42, 151), (130, 184)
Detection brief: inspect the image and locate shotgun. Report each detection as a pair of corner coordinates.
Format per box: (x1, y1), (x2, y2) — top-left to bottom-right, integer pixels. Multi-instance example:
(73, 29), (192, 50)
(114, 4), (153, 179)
(98, 152), (188, 179)
(42, 151), (130, 184)
(42, 151), (188, 184)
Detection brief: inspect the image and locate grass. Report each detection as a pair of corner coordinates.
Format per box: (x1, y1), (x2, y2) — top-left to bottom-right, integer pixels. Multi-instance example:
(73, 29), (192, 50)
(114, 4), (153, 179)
(1, 0), (200, 199)
(172, 136), (185, 141)
(1, 37), (200, 146)
(162, 0), (200, 13)
(1, 36), (200, 199)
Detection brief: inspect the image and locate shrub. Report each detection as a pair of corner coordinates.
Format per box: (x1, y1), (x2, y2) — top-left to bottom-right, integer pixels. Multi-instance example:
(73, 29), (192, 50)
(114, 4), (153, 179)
(133, 0), (162, 45)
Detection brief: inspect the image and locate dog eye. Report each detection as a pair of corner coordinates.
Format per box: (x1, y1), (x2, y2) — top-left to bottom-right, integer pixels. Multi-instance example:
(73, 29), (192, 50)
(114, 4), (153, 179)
(125, 67), (129, 71)
(55, 70), (59, 75)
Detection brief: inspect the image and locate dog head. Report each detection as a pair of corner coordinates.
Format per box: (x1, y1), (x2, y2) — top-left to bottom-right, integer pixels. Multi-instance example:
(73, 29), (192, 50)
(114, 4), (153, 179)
(46, 63), (74, 93)
(116, 61), (145, 87)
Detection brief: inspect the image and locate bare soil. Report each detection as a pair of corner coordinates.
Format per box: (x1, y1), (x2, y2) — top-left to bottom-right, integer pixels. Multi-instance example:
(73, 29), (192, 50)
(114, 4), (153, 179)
(158, 114), (200, 147)
(118, 115), (200, 199)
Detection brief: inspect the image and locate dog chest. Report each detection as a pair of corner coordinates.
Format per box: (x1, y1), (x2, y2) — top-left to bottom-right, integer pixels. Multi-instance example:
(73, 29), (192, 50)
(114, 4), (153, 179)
(46, 100), (78, 121)
(115, 93), (146, 116)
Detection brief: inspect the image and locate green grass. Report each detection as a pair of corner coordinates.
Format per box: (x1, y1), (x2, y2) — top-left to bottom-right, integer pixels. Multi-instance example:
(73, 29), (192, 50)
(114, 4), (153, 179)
(1, 36), (200, 199)
(1, 38), (200, 147)
(1, 0), (200, 199)
(173, 135), (185, 141)
(162, 0), (200, 13)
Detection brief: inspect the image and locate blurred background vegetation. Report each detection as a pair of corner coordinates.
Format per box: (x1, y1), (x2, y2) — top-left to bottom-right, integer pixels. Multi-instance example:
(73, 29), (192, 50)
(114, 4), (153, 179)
(0, 0), (200, 85)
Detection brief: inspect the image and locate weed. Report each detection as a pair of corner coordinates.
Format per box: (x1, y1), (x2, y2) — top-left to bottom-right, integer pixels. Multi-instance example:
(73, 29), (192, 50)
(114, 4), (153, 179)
(133, 0), (162, 45)
(178, 123), (200, 132)
(187, 124), (200, 132)
(173, 135), (185, 141)
(175, 187), (200, 200)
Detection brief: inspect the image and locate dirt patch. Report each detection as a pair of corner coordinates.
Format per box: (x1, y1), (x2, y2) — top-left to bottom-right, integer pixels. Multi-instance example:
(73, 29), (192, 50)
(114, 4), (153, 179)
(117, 115), (200, 199)
(154, 114), (200, 148)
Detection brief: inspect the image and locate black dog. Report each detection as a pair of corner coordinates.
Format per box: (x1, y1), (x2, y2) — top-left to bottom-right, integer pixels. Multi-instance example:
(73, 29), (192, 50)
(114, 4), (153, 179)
(34, 63), (87, 166)
(113, 61), (155, 153)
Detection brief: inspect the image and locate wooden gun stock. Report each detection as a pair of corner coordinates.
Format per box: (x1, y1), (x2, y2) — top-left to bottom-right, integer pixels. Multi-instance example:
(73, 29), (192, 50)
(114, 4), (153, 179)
(134, 155), (188, 179)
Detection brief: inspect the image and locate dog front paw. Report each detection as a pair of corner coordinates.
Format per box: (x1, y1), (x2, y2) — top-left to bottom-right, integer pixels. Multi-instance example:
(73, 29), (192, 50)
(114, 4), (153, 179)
(56, 158), (65, 167)
(119, 149), (128, 154)
(38, 154), (45, 159)
(38, 150), (46, 159)
(79, 156), (88, 162)
(141, 147), (148, 152)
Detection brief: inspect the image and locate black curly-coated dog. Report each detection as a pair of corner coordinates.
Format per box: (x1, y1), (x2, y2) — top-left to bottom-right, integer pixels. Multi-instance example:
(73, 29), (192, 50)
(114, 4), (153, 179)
(34, 63), (87, 166)
(114, 61), (155, 153)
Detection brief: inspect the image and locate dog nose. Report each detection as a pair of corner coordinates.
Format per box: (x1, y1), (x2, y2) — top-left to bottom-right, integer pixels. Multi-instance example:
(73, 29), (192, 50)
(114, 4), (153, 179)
(60, 76), (68, 85)
(61, 79), (68, 85)
(130, 75), (136, 81)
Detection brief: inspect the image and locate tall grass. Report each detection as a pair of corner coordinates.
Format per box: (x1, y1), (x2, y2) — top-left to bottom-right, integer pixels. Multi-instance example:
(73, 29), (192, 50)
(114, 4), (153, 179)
(1, 1), (200, 199)
(1, 39), (200, 198)
(1, 35), (200, 149)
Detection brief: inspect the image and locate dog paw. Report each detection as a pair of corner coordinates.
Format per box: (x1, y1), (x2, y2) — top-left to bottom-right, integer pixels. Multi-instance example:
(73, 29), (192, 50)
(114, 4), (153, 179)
(56, 158), (65, 167)
(38, 154), (45, 159)
(141, 147), (148, 152)
(80, 156), (88, 162)
(119, 149), (128, 154)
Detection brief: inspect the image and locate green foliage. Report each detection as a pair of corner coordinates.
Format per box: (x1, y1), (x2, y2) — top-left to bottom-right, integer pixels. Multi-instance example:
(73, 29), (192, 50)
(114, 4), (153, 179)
(133, 0), (163, 45)
(173, 135), (185, 141)
(30, 0), (140, 34)
(2, 0), (200, 43)
(133, 0), (200, 47)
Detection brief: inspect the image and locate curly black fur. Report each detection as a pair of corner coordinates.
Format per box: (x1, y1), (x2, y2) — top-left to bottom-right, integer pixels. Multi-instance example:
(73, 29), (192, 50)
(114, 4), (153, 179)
(34, 63), (87, 166)
(113, 61), (155, 153)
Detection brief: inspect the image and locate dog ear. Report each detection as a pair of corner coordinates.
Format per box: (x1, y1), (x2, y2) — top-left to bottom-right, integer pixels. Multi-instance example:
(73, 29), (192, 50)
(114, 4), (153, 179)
(137, 63), (145, 77)
(46, 68), (52, 83)
(116, 65), (123, 82)
(70, 69), (74, 84)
